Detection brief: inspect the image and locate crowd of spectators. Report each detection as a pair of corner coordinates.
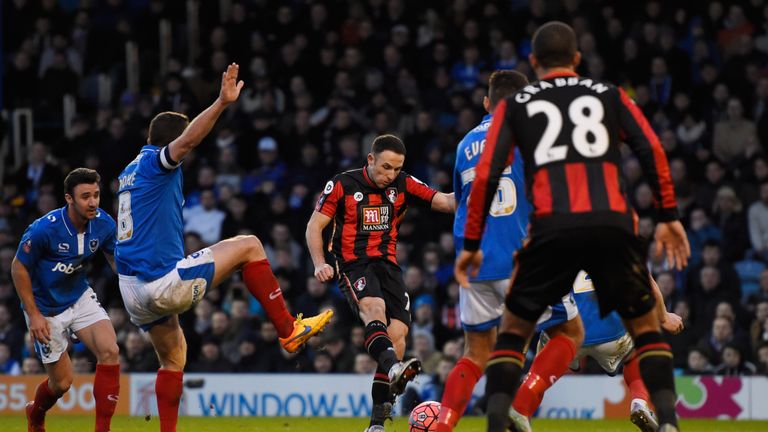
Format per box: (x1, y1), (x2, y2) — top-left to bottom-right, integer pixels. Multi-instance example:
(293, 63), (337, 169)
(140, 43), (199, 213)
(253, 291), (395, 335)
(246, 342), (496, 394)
(2, 0), (768, 389)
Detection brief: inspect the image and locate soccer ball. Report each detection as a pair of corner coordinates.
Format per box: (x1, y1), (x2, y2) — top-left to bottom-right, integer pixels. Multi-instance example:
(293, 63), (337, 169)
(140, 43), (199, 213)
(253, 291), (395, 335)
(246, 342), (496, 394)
(409, 401), (441, 431)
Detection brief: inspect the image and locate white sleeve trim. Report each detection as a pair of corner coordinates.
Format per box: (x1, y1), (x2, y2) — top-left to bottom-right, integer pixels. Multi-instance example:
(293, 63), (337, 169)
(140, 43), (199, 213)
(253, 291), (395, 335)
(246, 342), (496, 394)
(159, 146), (181, 170)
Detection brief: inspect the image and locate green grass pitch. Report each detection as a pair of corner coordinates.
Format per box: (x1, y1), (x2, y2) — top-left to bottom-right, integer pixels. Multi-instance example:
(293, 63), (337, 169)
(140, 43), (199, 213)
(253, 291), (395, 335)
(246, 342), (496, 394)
(5, 416), (768, 431)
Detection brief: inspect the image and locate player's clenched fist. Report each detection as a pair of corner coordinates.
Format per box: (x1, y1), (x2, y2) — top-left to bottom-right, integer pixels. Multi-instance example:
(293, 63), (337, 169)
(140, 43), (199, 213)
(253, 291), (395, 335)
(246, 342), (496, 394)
(219, 62), (244, 105)
(314, 263), (335, 282)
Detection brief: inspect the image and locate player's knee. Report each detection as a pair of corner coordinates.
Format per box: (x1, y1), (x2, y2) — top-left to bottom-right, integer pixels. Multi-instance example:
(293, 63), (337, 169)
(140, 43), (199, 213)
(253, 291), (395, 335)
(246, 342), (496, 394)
(51, 375), (73, 395)
(464, 333), (493, 368)
(359, 299), (386, 322)
(568, 328), (585, 348)
(239, 235), (266, 262)
(464, 346), (490, 369)
(157, 343), (187, 371)
(159, 351), (186, 371)
(98, 343), (120, 364)
(565, 324), (585, 348)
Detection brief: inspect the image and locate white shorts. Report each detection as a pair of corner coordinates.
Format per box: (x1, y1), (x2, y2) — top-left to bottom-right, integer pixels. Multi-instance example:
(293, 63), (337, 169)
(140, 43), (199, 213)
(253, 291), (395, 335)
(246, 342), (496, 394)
(459, 279), (509, 331)
(25, 288), (109, 364)
(119, 248), (214, 330)
(538, 331), (634, 375)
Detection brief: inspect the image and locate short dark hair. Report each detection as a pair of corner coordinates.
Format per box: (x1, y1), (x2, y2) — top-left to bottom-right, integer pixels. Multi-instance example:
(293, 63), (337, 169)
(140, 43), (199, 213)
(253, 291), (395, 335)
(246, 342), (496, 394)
(371, 134), (406, 156)
(532, 21), (578, 69)
(64, 168), (100, 196)
(488, 70), (529, 108)
(148, 112), (189, 147)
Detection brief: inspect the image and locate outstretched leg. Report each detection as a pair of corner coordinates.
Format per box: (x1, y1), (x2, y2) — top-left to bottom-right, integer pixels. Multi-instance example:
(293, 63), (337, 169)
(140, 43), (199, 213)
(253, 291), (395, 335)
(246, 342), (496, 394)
(512, 315), (583, 419)
(209, 235), (332, 351)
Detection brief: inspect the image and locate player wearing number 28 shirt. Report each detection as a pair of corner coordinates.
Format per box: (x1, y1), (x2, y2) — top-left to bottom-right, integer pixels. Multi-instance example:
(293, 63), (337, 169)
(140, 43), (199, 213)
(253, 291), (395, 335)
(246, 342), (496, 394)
(456, 22), (690, 432)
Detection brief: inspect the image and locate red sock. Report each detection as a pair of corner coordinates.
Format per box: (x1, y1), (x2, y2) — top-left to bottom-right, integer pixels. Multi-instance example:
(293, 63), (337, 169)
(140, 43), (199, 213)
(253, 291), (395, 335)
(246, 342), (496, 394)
(31, 378), (61, 422)
(512, 335), (576, 417)
(242, 259), (295, 338)
(437, 357), (482, 430)
(623, 354), (650, 403)
(94, 364), (120, 432)
(156, 369), (183, 432)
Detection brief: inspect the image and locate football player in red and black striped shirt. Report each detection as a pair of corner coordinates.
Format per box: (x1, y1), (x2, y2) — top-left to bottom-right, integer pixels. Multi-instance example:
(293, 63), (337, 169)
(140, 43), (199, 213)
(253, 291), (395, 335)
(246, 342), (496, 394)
(454, 22), (690, 432)
(307, 135), (454, 431)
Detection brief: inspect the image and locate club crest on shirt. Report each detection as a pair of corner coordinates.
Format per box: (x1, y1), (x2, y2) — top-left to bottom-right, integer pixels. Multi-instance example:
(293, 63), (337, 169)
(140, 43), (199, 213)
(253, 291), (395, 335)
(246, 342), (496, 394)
(385, 187), (398, 204)
(89, 239), (99, 253)
(354, 277), (366, 292)
(58, 243), (70, 253)
(354, 192), (364, 202)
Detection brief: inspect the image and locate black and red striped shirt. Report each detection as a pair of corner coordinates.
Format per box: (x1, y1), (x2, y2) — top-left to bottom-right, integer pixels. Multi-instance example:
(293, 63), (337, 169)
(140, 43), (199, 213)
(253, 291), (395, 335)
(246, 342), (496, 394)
(315, 166), (437, 267)
(464, 71), (678, 250)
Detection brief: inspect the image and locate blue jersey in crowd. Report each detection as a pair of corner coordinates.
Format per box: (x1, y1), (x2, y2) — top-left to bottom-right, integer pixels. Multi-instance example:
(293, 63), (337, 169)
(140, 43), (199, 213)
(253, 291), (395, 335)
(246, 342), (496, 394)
(15, 206), (116, 316)
(572, 271), (626, 346)
(115, 145), (185, 281)
(453, 114), (531, 281)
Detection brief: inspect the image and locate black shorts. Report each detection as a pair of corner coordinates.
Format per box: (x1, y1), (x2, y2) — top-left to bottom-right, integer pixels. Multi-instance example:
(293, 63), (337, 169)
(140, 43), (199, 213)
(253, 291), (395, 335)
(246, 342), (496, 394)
(506, 227), (656, 322)
(339, 259), (411, 326)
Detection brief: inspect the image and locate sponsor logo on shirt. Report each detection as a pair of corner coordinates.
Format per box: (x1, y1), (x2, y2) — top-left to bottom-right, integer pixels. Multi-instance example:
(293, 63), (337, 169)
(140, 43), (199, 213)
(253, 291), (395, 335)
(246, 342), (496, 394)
(51, 262), (83, 274)
(361, 205), (391, 231)
(58, 243), (70, 253)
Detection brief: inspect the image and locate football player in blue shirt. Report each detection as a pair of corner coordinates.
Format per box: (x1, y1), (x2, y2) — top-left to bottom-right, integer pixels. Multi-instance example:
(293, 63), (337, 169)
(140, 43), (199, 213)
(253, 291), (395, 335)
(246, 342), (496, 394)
(437, 71), (585, 432)
(519, 272), (683, 432)
(12, 168), (120, 432)
(114, 63), (332, 432)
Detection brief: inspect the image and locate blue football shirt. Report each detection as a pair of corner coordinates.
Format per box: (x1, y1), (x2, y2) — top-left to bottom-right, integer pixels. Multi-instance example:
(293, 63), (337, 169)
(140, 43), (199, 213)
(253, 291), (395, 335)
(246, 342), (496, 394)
(572, 271), (627, 346)
(453, 114), (531, 281)
(115, 145), (185, 281)
(15, 206), (116, 315)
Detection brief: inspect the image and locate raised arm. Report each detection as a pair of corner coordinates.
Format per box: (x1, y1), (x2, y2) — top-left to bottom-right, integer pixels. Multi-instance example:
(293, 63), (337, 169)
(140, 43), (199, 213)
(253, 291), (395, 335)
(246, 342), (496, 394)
(11, 258), (51, 344)
(167, 63), (244, 162)
(306, 211), (334, 282)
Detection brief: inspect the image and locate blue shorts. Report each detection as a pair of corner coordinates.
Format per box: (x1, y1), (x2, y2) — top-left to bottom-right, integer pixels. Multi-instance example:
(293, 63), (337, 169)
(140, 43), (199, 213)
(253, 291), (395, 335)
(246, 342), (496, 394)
(535, 291), (578, 332)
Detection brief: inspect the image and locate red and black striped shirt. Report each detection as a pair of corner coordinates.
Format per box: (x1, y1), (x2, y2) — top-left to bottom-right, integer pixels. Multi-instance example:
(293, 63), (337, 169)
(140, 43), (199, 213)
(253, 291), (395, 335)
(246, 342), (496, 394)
(464, 71), (678, 250)
(315, 166), (437, 267)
